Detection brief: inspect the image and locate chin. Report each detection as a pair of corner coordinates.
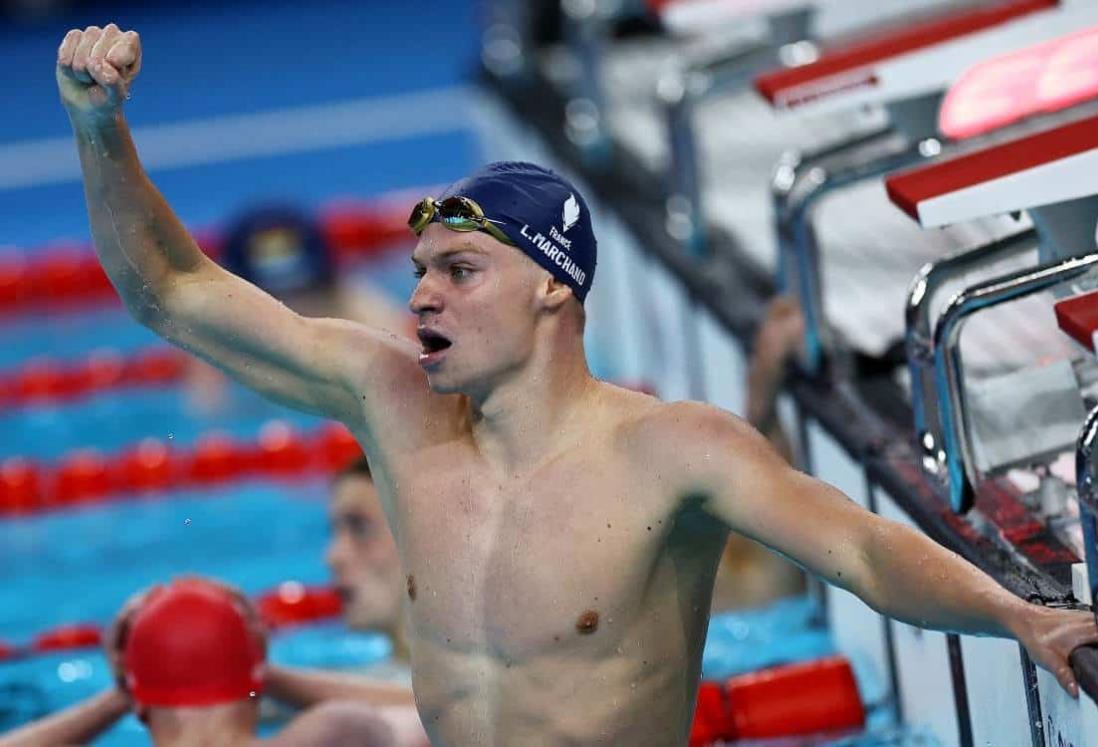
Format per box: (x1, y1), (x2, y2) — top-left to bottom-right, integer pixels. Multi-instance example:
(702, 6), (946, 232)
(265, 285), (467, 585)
(425, 370), (471, 396)
(344, 609), (376, 632)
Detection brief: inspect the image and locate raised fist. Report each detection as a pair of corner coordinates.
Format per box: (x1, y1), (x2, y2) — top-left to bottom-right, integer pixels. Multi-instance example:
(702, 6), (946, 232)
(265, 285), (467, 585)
(56, 23), (142, 123)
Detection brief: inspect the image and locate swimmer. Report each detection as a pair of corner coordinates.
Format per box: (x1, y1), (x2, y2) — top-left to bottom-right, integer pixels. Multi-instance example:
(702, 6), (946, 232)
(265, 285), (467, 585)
(712, 295), (808, 611)
(0, 578), (400, 746)
(262, 457), (427, 741)
(58, 24), (1098, 746)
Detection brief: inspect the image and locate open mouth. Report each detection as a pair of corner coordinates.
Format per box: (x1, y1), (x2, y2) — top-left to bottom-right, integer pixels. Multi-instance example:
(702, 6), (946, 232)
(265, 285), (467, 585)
(417, 328), (453, 367)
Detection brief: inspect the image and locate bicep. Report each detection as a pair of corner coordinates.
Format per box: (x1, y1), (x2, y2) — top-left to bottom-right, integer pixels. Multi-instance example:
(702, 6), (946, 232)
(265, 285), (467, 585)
(157, 264), (410, 422)
(699, 420), (876, 595)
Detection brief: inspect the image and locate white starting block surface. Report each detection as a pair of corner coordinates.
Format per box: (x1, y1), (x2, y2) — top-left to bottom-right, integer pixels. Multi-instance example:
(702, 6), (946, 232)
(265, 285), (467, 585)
(887, 109), (1098, 228)
(755, 1), (1098, 118)
(753, 0), (1066, 111)
(656, 0), (964, 39)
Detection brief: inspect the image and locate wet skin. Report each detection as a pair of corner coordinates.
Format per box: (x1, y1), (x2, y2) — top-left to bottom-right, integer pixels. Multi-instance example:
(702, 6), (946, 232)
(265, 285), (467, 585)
(362, 383), (728, 746)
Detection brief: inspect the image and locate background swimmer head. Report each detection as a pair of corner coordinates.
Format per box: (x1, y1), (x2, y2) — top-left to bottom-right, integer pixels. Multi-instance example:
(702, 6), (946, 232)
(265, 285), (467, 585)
(117, 577), (266, 736)
(222, 203), (336, 302)
(326, 457), (405, 635)
(408, 162), (597, 395)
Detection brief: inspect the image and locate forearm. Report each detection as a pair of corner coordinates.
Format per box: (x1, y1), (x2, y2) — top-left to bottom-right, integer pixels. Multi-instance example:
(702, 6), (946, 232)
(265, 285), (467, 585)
(859, 519), (1029, 638)
(71, 112), (208, 319)
(265, 665), (416, 710)
(746, 358), (795, 464)
(0, 689), (129, 747)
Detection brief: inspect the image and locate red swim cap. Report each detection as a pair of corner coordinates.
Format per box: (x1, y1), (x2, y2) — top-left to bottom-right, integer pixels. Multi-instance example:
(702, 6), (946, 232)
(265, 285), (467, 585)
(123, 579), (265, 707)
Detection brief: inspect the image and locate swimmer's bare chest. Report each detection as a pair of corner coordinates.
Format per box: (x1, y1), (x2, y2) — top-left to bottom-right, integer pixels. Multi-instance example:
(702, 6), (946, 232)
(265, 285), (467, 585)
(394, 439), (671, 652)
(376, 434), (729, 745)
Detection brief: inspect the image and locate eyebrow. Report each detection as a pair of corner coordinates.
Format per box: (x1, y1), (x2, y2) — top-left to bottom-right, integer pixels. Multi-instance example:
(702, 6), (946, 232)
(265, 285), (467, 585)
(411, 245), (489, 266)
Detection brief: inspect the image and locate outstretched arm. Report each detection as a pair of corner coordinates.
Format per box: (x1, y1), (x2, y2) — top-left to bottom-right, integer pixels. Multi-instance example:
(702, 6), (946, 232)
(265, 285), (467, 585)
(0, 689), (129, 747)
(667, 402), (1098, 697)
(56, 25), (423, 427)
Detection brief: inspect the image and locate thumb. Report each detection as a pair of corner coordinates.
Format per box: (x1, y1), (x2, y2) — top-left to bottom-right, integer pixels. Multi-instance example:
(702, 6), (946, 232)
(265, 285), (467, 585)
(86, 58), (129, 103)
(1055, 663), (1079, 698)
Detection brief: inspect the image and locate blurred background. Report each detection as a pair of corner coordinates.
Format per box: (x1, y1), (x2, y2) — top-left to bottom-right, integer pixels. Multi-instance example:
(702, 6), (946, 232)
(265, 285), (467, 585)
(4, 0), (1098, 745)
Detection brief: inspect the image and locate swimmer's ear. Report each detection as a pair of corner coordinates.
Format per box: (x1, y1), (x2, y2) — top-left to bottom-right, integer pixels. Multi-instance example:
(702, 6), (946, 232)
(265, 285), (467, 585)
(538, 276), (573, 313)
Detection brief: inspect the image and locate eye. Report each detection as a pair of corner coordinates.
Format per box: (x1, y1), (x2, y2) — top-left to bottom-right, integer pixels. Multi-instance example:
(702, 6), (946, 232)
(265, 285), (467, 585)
(345, 515), (372, 538)
(412, 267), (426, 279)
(450, 265), (474, 280)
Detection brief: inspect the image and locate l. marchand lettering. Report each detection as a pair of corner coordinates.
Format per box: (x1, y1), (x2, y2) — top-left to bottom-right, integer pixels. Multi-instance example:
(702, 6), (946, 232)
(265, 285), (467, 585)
(520, 224), (587, 286)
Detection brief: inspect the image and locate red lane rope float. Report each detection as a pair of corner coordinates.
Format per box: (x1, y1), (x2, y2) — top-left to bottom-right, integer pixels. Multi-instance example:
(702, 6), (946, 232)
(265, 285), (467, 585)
(0, 421), (363, 516)
(257, 582), (343, 630)
(32, 624), (103, 653)
(0, 195), (415, 319)
(689, 656), (865, 745)
(0, 346), (186, 408)
(2, 582), (344, 663)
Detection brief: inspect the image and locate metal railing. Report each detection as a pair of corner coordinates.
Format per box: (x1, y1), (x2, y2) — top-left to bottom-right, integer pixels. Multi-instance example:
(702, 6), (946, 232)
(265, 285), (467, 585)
(904, 230), (1038, 479)
(932, 253), (1098, 512)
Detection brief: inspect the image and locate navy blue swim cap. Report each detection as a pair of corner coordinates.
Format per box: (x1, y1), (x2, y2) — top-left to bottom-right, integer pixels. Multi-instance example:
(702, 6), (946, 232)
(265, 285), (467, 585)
(222, 204), (335, 296)
(440, 162), (597, 303)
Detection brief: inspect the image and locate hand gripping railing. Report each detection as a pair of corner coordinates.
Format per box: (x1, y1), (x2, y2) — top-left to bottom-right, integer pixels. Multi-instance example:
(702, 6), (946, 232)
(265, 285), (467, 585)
(905, 230), (1039, 478)
(932, 253), (1098, 512)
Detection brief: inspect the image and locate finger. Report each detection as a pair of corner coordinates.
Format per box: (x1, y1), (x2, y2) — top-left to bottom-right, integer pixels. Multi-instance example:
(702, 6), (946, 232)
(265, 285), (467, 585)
(88, 25), (123, 89)
(57, 29), (82, 67)
(107, 32), (141, 76)
(1055, 664), (1080, 699)
(89, 23), (121, 69)
(71, 26), (102, 80)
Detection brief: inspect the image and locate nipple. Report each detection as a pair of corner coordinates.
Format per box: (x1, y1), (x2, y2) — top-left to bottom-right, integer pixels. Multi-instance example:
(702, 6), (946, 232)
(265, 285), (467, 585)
(575, 610), (599, 635)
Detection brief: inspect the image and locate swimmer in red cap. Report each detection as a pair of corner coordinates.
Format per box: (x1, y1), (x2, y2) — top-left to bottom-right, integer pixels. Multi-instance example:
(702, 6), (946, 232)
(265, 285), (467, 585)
(0, 578), (415, 747)
(59, 24), (1098, 747)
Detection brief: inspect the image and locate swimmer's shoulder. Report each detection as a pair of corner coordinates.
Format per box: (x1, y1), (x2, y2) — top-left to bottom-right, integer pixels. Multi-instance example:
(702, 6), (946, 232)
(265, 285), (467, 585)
(606, 393), (761, 474)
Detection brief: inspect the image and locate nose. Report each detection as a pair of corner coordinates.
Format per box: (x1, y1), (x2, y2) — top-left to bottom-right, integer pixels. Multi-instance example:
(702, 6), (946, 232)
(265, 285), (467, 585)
(409, 273), (443, 316)
(326, 534), (347, 575)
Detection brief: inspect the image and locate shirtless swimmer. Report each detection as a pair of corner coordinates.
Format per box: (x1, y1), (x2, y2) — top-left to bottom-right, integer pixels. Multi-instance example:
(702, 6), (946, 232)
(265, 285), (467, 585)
(57, 23), (1098, 747)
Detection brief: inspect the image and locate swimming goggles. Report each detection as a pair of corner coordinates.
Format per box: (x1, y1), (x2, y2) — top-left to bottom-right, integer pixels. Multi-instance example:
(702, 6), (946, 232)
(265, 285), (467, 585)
(407, 195), (516, 247)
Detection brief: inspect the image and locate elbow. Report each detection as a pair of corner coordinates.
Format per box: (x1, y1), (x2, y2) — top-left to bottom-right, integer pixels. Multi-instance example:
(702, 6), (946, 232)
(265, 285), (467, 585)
(846, 523), (907, 617)
(125, 292), (170, 331)
(834, 533), (885, 613)
(123, 274), (188, 333)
